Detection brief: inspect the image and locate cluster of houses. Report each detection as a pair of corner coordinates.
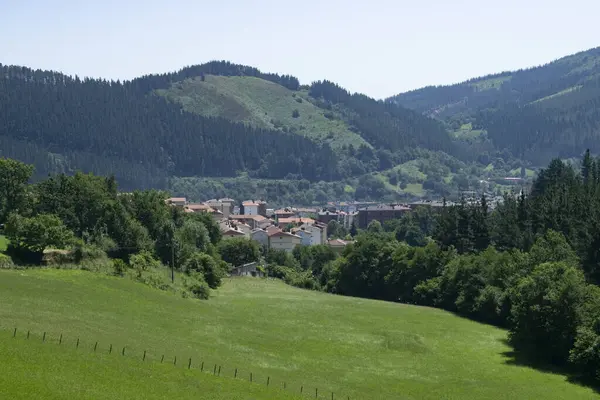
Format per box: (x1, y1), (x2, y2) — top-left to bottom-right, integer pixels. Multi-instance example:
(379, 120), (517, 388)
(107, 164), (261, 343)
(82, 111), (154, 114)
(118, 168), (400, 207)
(166, 197), (354, 254)
(166, 196), (503, 255)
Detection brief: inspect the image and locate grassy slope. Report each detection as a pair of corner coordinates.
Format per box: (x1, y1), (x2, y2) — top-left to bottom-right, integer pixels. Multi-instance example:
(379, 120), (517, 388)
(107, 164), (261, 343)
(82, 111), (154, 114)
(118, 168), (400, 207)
(0, 334), (298, 400)
(0, 270), (597, 400)
(157, 75), (369, 149)
(0, 235), (7, 251)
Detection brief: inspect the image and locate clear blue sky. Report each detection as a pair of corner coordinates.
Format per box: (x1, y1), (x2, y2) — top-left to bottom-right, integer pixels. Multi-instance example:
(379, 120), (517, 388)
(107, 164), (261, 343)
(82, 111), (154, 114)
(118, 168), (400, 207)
(1, 0), (598, 99)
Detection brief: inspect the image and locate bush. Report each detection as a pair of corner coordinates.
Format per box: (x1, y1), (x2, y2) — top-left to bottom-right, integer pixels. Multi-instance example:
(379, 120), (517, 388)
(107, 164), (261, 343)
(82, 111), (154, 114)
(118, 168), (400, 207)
(509, 262), (589, 365)
(72, 242), (108, 263)
(0, 253), (14, 269)
(185, 277), (211, 300)
(113, 259), (128, 276)
(292, 109), (300, 118)
(129, 251), (163, 278)
(183, 252), (226, 289)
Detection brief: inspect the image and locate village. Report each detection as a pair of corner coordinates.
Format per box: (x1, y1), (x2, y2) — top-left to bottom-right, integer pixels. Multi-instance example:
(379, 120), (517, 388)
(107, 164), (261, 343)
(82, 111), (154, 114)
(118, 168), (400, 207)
(164, 196), (491, 255)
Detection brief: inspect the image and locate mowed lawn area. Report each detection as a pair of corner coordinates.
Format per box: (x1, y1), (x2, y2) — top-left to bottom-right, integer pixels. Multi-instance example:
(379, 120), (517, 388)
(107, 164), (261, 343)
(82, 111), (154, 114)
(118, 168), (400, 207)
(0, 270), (597, 400)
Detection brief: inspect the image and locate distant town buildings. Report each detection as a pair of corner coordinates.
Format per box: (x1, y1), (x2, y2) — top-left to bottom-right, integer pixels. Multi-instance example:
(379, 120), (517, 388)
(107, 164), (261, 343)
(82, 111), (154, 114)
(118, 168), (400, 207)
(165, 195), (504, 254)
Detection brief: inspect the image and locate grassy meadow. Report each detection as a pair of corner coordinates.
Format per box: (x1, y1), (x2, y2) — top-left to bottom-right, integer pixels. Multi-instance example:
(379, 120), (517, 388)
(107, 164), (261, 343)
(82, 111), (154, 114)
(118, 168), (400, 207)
(157, 75), (369, 149)
(0, 331), (298, 400)
(0, 270), (597, 400)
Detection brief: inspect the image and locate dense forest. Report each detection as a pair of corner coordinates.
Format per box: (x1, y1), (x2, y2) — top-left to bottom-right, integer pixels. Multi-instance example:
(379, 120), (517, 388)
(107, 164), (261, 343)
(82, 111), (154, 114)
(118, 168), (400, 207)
(0, 64), (338, 188)
(0, 61), (459, 194)
(390, 47), (600, 164)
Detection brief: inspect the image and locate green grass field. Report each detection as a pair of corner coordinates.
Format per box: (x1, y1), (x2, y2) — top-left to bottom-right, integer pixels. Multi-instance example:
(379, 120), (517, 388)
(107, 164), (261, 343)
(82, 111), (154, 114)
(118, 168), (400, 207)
(0, 270), (597, 400)
(0, 331), (297, 400)
(157, 75), (369, 149)
(0, 235), (8, 251)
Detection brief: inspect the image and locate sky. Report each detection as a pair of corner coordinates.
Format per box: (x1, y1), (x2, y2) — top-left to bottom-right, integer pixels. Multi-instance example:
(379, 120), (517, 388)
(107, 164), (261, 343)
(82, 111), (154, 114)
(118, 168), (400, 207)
(1, 0), (599, 99)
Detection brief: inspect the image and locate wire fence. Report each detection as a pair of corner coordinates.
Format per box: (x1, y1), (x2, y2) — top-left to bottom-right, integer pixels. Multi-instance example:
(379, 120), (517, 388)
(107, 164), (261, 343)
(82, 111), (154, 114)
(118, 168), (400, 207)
(5, 326), (353, 400)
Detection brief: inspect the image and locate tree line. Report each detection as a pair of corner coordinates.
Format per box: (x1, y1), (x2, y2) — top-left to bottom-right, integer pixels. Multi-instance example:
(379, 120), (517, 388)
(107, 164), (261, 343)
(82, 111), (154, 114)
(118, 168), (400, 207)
(0, 157), (259, 299)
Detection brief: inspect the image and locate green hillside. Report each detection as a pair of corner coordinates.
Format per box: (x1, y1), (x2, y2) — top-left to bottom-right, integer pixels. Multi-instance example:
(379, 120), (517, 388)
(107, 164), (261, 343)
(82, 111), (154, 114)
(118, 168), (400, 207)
(389, 46), (600, 165)
(157, 75), (369, 149)
(0, 270), (596, 400)
(0, 334), (297, 400)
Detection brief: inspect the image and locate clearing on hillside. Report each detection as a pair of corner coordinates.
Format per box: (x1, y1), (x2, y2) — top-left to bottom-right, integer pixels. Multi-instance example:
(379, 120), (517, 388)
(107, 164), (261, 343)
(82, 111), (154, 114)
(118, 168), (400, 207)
(156, 75), (369, 149)
(0, 270), (597, 400)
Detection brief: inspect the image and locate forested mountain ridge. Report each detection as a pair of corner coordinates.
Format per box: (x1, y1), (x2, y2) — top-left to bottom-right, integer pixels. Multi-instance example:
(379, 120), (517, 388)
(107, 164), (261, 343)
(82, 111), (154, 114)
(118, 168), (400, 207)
(0, 61), (458, 193)
(389, 47), (600, 164)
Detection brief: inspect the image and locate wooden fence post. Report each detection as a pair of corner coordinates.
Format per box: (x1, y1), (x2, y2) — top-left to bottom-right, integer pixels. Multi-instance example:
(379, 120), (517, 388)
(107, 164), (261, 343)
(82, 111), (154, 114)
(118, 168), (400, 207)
(59, 334), (63, 344)
(143, 351), (147, 361)
(188, 358), (192, 369)
(234, 368), (237, 378)
(76, 338), (79, 349)
(42, 332), (46, 342)
(13, 328), (16, 338)
(109, 344), (112, 354)
(160, 355), (164, 363)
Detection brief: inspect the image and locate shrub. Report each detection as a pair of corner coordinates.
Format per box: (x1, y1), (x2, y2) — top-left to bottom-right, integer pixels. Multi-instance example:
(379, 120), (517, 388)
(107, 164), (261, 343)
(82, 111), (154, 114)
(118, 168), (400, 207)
(0, 253), (14, 269)
(292, 109), (300, 118)
(183, 252), (227, 289)
(129, 251), (162, 277)
(113, 259), (128, 276)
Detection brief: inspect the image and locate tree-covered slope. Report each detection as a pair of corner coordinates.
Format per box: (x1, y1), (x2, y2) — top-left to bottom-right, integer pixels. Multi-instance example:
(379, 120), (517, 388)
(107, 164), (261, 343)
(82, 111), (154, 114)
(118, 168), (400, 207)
(389, 47), (600, 164)
(0, 61), (458, 191)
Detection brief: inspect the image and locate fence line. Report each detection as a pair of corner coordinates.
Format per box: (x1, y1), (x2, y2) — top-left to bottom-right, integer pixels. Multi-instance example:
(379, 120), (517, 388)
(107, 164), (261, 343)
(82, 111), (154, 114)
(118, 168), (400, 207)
(4, 326), (352, 400)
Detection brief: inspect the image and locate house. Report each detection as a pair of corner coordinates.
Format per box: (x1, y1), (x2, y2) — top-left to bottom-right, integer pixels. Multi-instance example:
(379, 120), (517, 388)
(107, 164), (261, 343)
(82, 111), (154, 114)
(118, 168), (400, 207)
(291, 227), (312, 246)
(327, 238), (352, 254)
(277, 217), (315, 229)
(229, 214), (268, 230)
(236, 222), (252, 237)
(167, 197), (187, 207)
(357, 204), (411, 229)
(210, 208), (224, 222)
(241, 200), (267, 217)
(221, 227), (246, 239)
(294, 207), (317, 218)
(317, 210), (339, 224)
(230, 262), (264, 278)
(340, 211), (358, 230)
(297, 222), (327, 246)
(268, 230), (301, 253)
(274, 208), (296, 219)
(251, 228), (269, 248)
(206, 198), (235, 218)
(186, 203), (213, 213)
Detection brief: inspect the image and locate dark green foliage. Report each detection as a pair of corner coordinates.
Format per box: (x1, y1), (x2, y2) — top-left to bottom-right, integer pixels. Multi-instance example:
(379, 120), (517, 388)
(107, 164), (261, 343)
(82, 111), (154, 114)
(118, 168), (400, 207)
(0, 65), (337, 186)
(391, 47), (600, 165)
(0, 158), (34, 223)
(5, 213), (75, 254)
(309, 80), (455, 155)
(183, 252), (227, 289)
(217, 238), (261, 267)
(509, 262), (589, 365)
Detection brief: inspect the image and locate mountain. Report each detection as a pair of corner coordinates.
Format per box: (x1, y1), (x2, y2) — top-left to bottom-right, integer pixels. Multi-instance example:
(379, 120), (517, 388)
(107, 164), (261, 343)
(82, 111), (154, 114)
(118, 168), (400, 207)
(0, 62), (456, 195)
(389, 47), (600, 164)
